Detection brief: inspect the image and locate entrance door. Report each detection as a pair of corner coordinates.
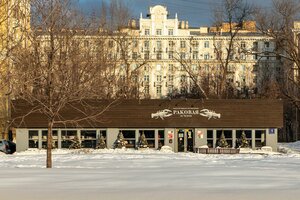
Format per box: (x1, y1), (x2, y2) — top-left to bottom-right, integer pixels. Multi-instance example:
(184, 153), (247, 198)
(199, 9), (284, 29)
(177, 129), (185, 152)
(187, 129), (194, 152)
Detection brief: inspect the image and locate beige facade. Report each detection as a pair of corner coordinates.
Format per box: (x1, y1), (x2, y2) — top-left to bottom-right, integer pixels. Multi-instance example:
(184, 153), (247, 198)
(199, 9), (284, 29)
(121, 5), (280, 99)
(0, 0), (30, 139)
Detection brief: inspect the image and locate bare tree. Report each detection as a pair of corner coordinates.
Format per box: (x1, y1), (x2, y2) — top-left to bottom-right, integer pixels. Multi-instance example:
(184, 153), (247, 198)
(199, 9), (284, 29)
(170, 38), (208, 99)
(255, 0), (300, 141)
(212, 0), (255, 98)
(9, 0), (116, 168)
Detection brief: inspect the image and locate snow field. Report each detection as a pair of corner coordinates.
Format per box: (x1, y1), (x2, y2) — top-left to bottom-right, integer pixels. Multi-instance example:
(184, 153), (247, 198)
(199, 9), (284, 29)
(0, 143), (299, 200)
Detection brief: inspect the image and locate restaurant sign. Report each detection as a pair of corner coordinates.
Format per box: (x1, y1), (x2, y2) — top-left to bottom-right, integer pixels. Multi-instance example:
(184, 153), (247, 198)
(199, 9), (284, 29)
(151, 108), (221, 120)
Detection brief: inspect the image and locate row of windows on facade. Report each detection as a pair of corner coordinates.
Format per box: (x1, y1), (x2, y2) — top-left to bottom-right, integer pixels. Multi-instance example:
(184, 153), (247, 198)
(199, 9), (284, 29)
(28, 130), (165, 149)
(143, 28), (174, 36)
(105, 39), (270, 50)
(129, 63), (248, 73)
(117, 76), (248, 95)
(143, 85), (189, 96)
(143, 73), (247, 85)
(120, 51), (267, 60)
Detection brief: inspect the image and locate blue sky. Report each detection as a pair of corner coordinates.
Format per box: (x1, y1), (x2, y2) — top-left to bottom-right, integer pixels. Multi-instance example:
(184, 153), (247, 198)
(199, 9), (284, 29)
(78, 0), (273, 27)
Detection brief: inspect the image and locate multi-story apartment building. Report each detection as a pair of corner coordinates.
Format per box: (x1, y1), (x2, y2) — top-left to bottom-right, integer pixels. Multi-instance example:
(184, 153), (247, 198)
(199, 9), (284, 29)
(115, 5), (280, 99)
(31, 4), (280, 100)
(0, 0), (30, 139)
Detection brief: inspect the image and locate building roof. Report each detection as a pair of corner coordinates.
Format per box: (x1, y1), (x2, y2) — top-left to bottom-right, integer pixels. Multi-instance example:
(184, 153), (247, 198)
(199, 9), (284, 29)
(11, 99), (283, 129)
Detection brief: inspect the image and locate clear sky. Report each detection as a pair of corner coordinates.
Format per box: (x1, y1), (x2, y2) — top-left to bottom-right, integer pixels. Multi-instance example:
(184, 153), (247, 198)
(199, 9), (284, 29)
(78, 0), (273, 27)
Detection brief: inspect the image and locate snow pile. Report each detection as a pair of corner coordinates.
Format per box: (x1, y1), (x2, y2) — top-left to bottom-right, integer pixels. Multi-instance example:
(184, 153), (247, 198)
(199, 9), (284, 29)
(198, 145), (209, 149)
(159, 145), (173, 153)
(278, 141), (300, 154)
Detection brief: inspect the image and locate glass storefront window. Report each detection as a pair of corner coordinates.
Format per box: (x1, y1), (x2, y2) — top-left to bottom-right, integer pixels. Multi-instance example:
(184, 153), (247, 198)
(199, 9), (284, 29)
(81, 130), (96, 148)
(255, 130), (266, 148)
(121, 130), (136, 148)
(236, 130), (252, 148)
(28, 130), (38, 148)
(42, 130), (58, 149)
(216, 130), (232, 147)
(207, 130), (213, 148)
(61, 130), (77, 148)
(139, 130), (155, 148)
(158, 130), (164, 149)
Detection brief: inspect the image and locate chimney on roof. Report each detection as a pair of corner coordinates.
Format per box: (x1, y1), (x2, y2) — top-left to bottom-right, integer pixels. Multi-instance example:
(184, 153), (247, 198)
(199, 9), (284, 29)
(181, 21), (185, 29)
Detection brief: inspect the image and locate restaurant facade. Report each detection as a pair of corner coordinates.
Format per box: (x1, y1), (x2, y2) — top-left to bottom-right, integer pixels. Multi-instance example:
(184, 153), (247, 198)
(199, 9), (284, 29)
(11, 99), (283, 152)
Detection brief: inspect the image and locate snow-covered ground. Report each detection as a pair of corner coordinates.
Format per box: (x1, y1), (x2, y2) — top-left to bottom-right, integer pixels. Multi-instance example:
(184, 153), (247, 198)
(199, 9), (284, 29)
(1, 143), (300, 200)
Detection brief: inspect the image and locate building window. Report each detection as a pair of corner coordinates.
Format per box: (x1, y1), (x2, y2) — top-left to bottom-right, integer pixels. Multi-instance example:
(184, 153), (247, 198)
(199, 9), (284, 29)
(192, 65), (198, 71)
(156, 85), (162, 95)
(180, 75), (186, 83)
(205, 64), (209, 72)
(132, 52), (138, 59)
(168, 64), (174, 71)
(145, 29), (150, 35)
(156, 41), (162, 50)
(139, 130), (155, 148)
(192, 51), (198, 59)
(108, 40), (114, 48)
(216, 130), (233, 148)
(168, 85), (173, 94)
(192, 41), (199, 48)
(81, 130), (97, 148)
(169, 51), (173, 59)
(204, 53), (210, 60)
(28, 130), (38, 148)
(156, 29), (162, 35)
(241, 65), (246, 72)
(158, 130), (165, 148)
(84, 40), (89, 48)
(180, 52), (186, 59)
(157, 75), (162, 82)
(241, 41), (246, 48)
(144, 52), (150, 60)
(61, 130), (77, 148)
(132, 39), (138, 48)
(236, 130), (252, 147)
(144, 41), (149, 50)
(180, 87), (187, 94)
(207, 130), (213, 148)
(169, 40), (175, 47)
(253, 54), (258, 60)
(180, 41), (186, 48)
(121, 130), (136, 148)
(264, 41), (270, 48)
(240, 53), (246, 60)
(265, 52), (270, 60)
(157, 53), (162, 60)
(255, 130), (266, 147)
(144, 65), (149, 71)
(168, 75), (174, 82)
(204, 41), (209, 48)
(144, 75), (149, 82)
(168, 29), (174, 35)
(228, 65), (234, 72)
(41, 130), (58, 149)
(253, 41), (258, 51)
(144, 85), (149, 95)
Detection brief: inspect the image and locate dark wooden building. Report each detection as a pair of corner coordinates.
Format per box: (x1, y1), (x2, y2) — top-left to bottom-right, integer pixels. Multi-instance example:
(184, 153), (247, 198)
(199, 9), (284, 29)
(12, 99), (283, 152)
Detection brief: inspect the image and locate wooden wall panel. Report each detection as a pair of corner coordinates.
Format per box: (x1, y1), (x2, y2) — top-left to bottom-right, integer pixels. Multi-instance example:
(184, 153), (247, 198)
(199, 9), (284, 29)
(11, 99), (283, 128)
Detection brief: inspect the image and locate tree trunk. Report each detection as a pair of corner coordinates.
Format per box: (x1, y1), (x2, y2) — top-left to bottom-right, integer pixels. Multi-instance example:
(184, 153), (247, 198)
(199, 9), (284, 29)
(46, 120), (53, 168)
